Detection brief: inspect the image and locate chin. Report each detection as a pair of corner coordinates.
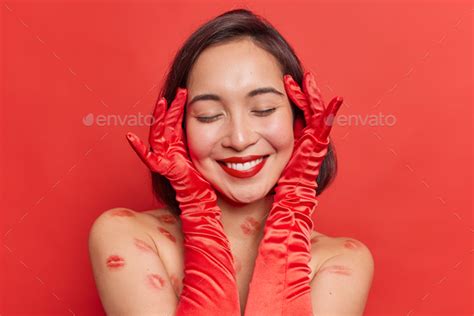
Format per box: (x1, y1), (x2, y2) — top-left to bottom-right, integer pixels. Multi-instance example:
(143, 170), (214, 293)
(217, 186), (270, 205)
(197, 163), (279, 205)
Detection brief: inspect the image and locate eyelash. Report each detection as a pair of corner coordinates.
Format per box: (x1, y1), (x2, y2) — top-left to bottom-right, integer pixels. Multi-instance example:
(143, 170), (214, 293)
(197, 108), (276, 123)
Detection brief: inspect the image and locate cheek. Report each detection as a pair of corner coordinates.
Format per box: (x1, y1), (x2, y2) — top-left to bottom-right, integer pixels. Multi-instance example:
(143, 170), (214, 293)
(185, 120), (217, 161)
(260, 113), (294, 152)
(185, 112), (294, 159)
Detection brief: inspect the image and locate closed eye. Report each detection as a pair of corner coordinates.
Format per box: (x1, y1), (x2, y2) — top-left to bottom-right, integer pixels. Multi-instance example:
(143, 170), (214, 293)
(253, 108), (276, 116)
(196, 108), (276, 123)
(196, 114), (222, 123)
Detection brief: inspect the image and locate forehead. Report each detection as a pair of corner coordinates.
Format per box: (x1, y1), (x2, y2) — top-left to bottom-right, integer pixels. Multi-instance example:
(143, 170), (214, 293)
(187, 38), (284, 94)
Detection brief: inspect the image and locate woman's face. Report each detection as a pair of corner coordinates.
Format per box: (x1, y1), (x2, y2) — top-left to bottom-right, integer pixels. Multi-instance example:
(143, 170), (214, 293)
(185, 38), (294, 204)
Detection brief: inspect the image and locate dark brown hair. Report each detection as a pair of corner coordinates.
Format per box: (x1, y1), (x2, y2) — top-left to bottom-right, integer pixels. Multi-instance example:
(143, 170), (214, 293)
(151, 8), (338, 215)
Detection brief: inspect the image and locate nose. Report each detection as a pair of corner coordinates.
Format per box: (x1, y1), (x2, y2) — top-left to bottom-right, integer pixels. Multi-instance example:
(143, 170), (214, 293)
(221, 113), (259, 152)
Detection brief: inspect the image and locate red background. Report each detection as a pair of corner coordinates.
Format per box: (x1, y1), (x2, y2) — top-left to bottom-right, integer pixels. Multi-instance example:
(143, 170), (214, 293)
(1, 1), (472, 315)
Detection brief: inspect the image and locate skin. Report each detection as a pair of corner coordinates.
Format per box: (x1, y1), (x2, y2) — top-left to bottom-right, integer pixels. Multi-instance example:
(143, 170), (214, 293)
(240, 216), (260, 236)
(146, 273), (166, 290)
(182, 38), (297, 309)
(185, 37), (295, 247)
(344, 239), (362, 250)
(317, 265), (352, 276)
(133, 237), (156, 254)
(169, 274), (181, 293)
(89, 37), (373, 316)
(155, 213), (177, 224)
(109, 209), (135, 217)
(105, 255), (125, 269)
(157, 227), (177, 243)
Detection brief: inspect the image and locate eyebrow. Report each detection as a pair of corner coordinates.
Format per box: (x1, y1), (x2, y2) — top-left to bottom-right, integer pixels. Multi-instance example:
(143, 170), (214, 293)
(187, 87), (285, 107)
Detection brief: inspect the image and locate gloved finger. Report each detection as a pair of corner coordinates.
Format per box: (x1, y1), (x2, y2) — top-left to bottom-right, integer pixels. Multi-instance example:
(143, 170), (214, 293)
(149, 97), (167, 150)
(293, 115), (305, 142)
(303, 71), (324, 120)
(284, 74), (312, 126)
(172, 88), (188, 143)
(126, 132), (148, 158)
(319, 96), (344, 140)
(164, 88), (187, 142)
(126, 132), (164, 173)
(152, 97), (167, 126)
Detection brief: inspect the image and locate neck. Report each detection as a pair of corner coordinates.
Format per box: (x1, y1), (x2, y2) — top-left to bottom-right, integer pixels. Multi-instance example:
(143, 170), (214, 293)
(217, 193), (274, 245)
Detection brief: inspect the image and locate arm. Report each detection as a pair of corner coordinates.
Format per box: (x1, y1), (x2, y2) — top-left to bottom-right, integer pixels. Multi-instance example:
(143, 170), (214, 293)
(88, 208), (177, 316)
(244, 71), (344, 315)
(126, 88), (240, 316)
(311, 238), (374, 315)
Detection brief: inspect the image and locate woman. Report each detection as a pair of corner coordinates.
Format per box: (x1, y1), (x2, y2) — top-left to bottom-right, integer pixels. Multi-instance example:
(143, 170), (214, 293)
(88, 9), (374, 315)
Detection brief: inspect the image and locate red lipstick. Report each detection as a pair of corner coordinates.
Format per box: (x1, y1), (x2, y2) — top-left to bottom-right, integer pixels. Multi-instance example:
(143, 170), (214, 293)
(220, 155), (264, 163)
(218, 155), (269, 178)
(106, 255), (125, 269)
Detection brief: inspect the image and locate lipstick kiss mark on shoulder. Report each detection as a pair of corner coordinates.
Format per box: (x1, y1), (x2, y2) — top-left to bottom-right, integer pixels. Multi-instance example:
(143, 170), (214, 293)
(110, 209), (135, 217)
(106, 255), (125, 269)
(158, 227), (177, 243)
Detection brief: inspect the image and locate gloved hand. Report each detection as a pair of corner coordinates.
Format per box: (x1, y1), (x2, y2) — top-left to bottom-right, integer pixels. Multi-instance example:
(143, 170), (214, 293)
(244, 71), (343, 315)
(126, 88), (241, 316)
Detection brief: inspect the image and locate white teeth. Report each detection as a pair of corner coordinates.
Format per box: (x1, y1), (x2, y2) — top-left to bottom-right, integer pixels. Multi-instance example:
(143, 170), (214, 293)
(225, 158), (263, 171)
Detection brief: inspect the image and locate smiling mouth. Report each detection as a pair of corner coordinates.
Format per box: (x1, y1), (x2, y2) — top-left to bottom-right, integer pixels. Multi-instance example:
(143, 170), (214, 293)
(217, 155), (270, 171)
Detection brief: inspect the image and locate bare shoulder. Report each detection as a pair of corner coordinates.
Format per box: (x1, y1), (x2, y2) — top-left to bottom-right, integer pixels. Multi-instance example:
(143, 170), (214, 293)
(89, 207), (185, 294)
(88, 207), (163, 262)
(309, 231), (374, 279)
(89, 207), (149, 241)
(139, 208), (184, 248)
(87, 207), (179, 315)
(138, 208), (185, 295)
(309, 232), (374, 314)
(129, 207), (184, 267)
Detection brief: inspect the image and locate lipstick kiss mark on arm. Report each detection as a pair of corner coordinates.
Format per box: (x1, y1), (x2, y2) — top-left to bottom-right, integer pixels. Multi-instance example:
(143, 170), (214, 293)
(146, 273), (166, 291)
(105, 255), (125, 269)
(318, 264), (352, 276)
(158, 227), (176, 243)
(133, 237), (156, 254)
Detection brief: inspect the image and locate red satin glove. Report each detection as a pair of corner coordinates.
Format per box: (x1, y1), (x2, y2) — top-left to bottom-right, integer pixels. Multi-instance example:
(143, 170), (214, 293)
(126, 88), (240, 316)
(244, 71), (343, 315)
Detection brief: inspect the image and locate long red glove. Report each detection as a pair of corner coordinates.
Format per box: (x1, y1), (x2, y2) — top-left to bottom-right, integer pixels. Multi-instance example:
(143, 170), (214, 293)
(126, 88), (241, 316)
(244, 71), (343, 315)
